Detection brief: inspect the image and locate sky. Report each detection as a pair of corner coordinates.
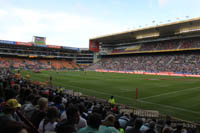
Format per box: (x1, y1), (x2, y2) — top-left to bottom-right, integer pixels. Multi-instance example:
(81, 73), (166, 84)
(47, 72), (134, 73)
(0, 0), (200, 48)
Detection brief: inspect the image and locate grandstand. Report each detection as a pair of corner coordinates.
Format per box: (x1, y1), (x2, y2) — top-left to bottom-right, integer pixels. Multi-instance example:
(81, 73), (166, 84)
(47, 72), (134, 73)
(1, 17), (200, 133)
(86, 17), (200, 130)
(76, 48), (94, 69)
(0, 39), (87, 70)
(88, 17), (200, 77)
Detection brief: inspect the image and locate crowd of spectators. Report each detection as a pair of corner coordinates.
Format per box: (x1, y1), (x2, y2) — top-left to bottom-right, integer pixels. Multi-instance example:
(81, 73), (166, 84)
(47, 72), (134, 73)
(0, 57), (79, 70)
(139, 40), (180, 51)
(0, 69), (195, 133)
(90, 52), (200, 75)
(111, 38), (200, 54)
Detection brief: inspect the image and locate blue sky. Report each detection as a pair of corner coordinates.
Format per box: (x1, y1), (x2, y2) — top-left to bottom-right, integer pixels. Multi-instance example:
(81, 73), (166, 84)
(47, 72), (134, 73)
(0, 0), (200, 48)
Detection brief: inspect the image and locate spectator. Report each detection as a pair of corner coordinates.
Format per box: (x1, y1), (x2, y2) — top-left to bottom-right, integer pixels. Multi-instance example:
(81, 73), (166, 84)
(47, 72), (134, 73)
(1, 120), (30, 133)
(38, 106), (59, 133)
(118, 114), (130, 129)
(30, 97), (48, 129)
(0, 68), (197, 133)
(108, 96), (115, 105)
(162, 120), (175, 133)
(162, 127), (172, 133)
(173, 124), (187, 133)
(99, 114), (119, 133)
(114, 119), (125, 133)
(145, 121), (157, 133)
(20, 94), (36, 120)
(76, 115), (88, 131)
(55, 105), (80, 133)
(0, 99), (21, 121)
(125, 118), (143, 133)
(77, 113), (101, 133)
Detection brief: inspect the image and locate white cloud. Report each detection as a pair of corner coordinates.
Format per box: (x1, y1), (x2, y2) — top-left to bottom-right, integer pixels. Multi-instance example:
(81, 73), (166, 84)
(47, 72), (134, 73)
(148, 0), (154, 8)
(0, 9), (8, 17)
(0, 8), (125, 48)
(158, 0), (169, 7)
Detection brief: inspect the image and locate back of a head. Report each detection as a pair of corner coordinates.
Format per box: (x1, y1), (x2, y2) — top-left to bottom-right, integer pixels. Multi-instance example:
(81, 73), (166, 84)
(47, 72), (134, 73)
(78, 104), (86, 114)
(26, 94), (35, 103)
(47, 106), (59, 120)
(38, 97), (48, 110)
(102, 114), (115, 126)
(149, 121), (155, 129)
(5, 88), (18, 101)
(166, 120), (171, 126)
(87, 113), (102, 129)
(54, 95), (62, 104)
(55, 105), (79, 133)
(134, 118), (143, 129)
(163, 127), (172, 133)
(24, 89), (32, 98)
(114, 120), (120, 129)
(176, 124), (183, 132)
(67, 105), (80, 124)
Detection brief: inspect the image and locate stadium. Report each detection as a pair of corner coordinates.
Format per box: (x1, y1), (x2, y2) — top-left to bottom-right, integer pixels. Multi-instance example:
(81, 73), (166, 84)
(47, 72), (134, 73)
(1, 6), (200, 133)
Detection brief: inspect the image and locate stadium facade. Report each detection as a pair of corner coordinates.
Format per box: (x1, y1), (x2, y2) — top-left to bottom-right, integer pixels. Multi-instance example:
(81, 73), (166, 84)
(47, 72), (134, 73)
(88, 17), (200, 77)
(0, 39), (94, 70)
(76, 48), (94, 68)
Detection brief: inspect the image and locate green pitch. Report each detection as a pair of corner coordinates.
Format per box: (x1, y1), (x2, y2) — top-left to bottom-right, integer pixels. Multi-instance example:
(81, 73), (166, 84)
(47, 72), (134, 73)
(20, 70), (200, 122)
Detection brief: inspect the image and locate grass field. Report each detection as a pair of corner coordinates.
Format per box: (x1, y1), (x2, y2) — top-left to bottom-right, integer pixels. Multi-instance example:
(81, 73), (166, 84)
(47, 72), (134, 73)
(20, 70), (200, 122)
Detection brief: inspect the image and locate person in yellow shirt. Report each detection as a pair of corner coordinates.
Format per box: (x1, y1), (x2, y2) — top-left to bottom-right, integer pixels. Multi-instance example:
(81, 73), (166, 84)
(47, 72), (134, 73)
(108, 96), (115, 105)
(57, 87), (64, 94)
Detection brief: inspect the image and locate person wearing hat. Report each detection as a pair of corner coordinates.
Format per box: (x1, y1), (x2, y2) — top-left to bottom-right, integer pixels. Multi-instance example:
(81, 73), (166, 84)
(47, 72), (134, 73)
(0, 99), (21, 121)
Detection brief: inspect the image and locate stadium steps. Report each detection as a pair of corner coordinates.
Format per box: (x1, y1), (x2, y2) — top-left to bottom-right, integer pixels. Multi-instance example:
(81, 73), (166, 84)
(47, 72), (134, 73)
(166, 56), (175, 66)
(177, 42), (183, 49)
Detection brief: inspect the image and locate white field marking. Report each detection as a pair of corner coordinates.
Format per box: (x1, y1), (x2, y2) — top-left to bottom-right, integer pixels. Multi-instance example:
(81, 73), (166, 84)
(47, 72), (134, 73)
(50, 71), (149, 81)
(70, 80), (83, 83)
(66, 83), (200, 114)
(54, 82), (134, 101)
(48, 71), (194, 84)
(152, 106), (178, 114)
(139, 86), (200, 100)
(119, 88), (135, 92)
(157, 84), (170, 87)
(53, 73), (116, 81)
(54, 81), (200, 114)
(46, 78), (200, 115)
(188, 102), (200, 108)
(138, 100), (200, 114)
